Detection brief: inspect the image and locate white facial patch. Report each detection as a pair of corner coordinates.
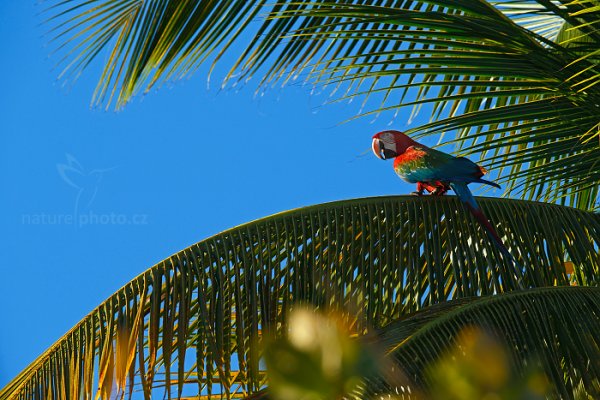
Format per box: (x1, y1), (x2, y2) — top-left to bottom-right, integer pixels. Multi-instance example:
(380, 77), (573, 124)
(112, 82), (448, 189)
(379, 131), (396, 149)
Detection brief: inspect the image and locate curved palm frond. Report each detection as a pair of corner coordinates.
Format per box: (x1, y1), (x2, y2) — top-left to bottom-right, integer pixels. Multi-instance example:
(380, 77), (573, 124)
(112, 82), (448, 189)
(45, 0), (600, 210)
(1, 196), (598, 399)
(263, 1), (600, 211)
(364, 287), (600, 399)
(43, 0), (264, 107)
(495, 2), (566, 42)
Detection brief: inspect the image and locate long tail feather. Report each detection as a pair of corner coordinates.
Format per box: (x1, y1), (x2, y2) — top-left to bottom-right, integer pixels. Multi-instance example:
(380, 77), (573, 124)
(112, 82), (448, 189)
(450, 182), (524, 287)
(473, 178), (501, 189)
(451, 177), (501, 189)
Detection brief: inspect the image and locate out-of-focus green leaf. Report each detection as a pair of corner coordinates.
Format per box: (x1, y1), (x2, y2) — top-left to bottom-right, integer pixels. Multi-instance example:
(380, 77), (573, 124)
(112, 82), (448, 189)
(264, 308), (380, 400)
(363, 287), (600, 399)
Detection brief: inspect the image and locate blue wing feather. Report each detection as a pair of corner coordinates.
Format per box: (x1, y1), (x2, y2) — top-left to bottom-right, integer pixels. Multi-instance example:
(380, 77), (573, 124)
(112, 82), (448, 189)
(396, 146), (497, 187)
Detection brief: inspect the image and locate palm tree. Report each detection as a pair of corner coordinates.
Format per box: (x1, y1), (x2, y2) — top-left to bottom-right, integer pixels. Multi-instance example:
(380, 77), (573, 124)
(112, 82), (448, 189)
(3, 1), (599, 399)
(42, 0), (599, 210)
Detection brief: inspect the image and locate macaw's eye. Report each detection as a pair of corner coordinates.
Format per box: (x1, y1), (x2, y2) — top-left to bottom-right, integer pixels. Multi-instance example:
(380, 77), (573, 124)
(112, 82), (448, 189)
(383, 148), (398, 159)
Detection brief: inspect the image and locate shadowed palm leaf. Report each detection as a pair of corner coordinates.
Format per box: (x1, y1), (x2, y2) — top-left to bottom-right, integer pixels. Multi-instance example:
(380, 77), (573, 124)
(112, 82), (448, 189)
(367, 287), (600, 399)
(45, 0), (600, 210)
(1, 196), (598, 399)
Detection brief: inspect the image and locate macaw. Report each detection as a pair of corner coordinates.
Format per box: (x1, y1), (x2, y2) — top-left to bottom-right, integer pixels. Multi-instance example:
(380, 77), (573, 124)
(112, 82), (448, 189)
(372, 130), (521, 271)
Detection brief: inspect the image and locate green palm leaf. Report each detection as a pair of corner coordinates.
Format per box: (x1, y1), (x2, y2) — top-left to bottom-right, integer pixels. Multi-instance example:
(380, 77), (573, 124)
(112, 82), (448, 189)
(264, 1), (599, 211)
(366, 287), (600, 399)
(45, 0), (600, 210)
(1, 196), (598, 399)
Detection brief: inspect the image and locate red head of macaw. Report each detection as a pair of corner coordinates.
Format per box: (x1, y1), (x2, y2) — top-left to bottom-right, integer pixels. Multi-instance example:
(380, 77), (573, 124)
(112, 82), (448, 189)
(372, 130), (418, 161)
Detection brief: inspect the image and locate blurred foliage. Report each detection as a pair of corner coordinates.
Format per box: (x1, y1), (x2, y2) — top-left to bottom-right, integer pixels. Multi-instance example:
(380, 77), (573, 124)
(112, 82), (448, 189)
(573, 379), (600, 400)
(426, 327), (549, 400)
(265, 311), (551, 400)
(264, 311), (600, 400)
(264, 308), (380, 400)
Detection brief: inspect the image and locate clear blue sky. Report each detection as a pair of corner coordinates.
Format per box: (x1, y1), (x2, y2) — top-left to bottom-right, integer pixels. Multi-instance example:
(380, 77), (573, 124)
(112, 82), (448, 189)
(0, 2), (485, 386)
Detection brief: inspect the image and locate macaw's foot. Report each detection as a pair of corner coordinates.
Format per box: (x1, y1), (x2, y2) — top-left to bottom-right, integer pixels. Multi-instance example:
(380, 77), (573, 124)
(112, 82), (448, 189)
(431, 187), (449, 196)
(414, 182), (427, 196)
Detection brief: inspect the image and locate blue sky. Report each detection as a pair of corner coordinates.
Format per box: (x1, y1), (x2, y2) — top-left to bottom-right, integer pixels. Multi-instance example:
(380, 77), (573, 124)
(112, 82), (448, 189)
(0, 1), (428, 385)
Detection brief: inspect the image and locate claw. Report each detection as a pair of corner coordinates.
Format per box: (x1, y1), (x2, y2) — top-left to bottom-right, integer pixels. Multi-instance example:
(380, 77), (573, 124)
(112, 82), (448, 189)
(410, 190), (424, 196)
(431, 187), (448, 196)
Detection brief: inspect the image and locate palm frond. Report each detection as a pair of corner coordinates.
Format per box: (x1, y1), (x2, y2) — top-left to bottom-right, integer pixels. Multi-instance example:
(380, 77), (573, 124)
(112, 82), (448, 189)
(495, 1), (566, 42)
(44, 0), (266, 108)
(1, 196), (598, 399)
(45, 0), (600, 210)
(257, 1), (599, 210)
(365, 287), (600, 399)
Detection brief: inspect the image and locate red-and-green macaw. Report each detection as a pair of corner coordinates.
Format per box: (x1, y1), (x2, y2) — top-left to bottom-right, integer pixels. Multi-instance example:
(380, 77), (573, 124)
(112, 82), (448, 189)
(372, 130), (520, 270)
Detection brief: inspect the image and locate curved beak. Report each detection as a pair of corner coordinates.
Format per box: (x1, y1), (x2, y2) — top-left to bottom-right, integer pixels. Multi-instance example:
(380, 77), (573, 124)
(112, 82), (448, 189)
(372, 138), (385, 160)
(372, 137), (398, 160)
